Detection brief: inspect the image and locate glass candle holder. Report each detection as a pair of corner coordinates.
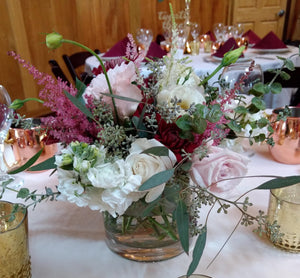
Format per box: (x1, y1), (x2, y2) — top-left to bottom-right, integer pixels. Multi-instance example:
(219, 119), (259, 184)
(190, 40), (200, 55)
(267, 183), (300, 253)
(0, 201), (31, 277)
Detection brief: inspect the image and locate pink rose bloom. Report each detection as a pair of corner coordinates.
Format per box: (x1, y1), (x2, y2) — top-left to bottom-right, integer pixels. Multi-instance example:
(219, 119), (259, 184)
(84, 61), (142, 120)
(190, 146), (250, 197)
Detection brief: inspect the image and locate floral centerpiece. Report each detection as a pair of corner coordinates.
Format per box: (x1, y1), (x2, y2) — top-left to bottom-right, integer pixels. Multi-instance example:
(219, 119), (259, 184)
(3, 7), (300, 277)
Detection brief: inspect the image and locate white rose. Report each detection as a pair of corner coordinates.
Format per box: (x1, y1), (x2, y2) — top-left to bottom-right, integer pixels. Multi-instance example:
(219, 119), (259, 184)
(190, 146), (250, 197)
(126, 138), (177, 202)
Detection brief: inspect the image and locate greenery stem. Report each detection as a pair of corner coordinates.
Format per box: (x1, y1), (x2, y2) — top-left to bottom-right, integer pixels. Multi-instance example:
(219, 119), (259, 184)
(199, 64), (223, 86)
(61, 39), (120, 125)
(147, 217), (178, 241)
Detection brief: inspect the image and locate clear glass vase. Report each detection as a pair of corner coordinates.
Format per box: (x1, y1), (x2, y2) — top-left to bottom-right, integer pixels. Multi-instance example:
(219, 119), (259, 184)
(103, 173), (190, 262)
(103, 211), (185, 262)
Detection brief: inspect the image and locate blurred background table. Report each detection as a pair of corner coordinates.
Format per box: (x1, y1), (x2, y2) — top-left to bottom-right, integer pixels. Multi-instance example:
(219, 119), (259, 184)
(2, 143), (300, 278)
(85, 45), (300, 109)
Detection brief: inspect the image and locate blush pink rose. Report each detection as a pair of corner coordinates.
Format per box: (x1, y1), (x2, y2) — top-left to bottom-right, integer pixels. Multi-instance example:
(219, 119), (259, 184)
(190, 146), (250, 197)
(84, 61), (142, 120)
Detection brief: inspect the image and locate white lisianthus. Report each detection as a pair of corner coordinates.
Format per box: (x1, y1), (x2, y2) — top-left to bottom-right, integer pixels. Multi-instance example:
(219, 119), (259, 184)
(126, 138), (177, 202)
(157, 84), (205, 112)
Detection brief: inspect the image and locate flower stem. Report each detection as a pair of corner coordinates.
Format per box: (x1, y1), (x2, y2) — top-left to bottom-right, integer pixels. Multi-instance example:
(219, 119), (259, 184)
(61, 39), (120, 125)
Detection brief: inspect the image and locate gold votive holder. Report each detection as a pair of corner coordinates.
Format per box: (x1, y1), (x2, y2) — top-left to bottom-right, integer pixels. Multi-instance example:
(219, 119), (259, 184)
(0, 201), (31, 277)
(5, 118), (57, 171)
(269, 107), (300, 164)
(190, 40), (200, 55)
(267, 184), (300, 253)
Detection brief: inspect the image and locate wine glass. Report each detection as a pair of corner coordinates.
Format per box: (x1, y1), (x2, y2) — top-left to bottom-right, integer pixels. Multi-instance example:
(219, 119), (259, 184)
(221, 61), (263, 94)
(213, 23), (225, 43)
(136, 28), (153, 53)
(0, 85), (22, 189)
(190, 22), (201, 41)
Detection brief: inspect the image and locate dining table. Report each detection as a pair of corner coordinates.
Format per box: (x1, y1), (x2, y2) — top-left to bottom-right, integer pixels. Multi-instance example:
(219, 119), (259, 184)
(85, 45), (300, 109)
(3, 143), (300, 278)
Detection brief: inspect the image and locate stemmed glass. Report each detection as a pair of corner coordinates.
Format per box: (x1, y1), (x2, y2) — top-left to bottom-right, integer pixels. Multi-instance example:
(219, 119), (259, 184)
(221, 61), (263, 94)
(190, 22), (201, 41)
(0, 85), (22, 189)
(136, 28), (153, 53)
(213, 23), (225, 43)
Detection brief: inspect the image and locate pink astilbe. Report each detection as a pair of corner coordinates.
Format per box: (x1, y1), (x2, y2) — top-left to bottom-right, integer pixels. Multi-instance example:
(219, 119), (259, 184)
(8, 51), (100, 144)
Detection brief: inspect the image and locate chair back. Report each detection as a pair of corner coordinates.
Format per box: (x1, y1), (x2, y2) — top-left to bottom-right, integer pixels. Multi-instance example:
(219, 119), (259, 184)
(263, 67), (300, 88)
(48, 60), (70, 85)
(62, 49), (100, 84)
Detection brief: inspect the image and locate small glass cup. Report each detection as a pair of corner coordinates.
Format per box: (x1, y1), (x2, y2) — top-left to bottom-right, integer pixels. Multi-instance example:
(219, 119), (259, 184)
(0, 200), (31, 277)
(190, 40), (200, 55)
(267, 183), (300, 253)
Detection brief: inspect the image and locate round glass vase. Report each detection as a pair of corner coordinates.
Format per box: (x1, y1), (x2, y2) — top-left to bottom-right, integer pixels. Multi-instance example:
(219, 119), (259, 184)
(103, 210), (184, 262)
(103, 173), (190, 262)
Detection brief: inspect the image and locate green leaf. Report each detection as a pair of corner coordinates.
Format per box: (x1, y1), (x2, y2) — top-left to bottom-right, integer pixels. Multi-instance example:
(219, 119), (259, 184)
(75, 78), (87, 98)
(256, 176), (300, 190)
(187, 227), (207, 276)
(279, 71), (291, 80)
(28, 156), (56, 171)
(175, 199), (190, 254)
(227, 120), (241, 133)
(8, 149), (44, 174)
(234, 106), (248, 114)
(269, 82), (282, 94)
(194, 104), (209, 118)
(285, 59), (295, 71)
(64, 90), (94, 119)
(180, 161), (192, 171)
(17, 188), (30, 199)
(192, 117), (207, 134)
(142, 146), (169, 157)
(253, 82), (268, 94)
(139, 169), (174, 191)
(251, 97), (266, 110)
(207, 104), (222, 123)
(176, 115), (192, 131)
(100, 93), (141, 103)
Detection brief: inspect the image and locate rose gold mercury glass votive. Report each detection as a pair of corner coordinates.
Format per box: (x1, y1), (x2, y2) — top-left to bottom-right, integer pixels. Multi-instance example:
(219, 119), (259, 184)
(0, 201), (31, 277)
(269, 107), (300, 164)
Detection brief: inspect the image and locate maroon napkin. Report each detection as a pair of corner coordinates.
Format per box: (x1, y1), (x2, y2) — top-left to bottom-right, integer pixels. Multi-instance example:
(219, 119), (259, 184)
(103, 37), (129, 57)
(146, 42), (167, 59)
(206, 30), (216, 42)
(252, 31), (287, 49)
(242, 29), (261, 45)
(213, 37), (244, 58)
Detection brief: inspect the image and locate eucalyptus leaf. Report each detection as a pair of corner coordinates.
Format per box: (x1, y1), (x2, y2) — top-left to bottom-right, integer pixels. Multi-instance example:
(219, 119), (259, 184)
(9, 149), (44, 174)
(176, 115), (192, 131)
(192, 118), (207, 134)
(17, 188), (30, 199)
(270, 82), (282, 94)
(28, 156), (56, 171)
(142, 146), (169, 157)
(256, 176), (300, 190)
(187, 227), (207, 276)
(64, 90), (94, 119)
(251, 97), (266, 110)
(285, 59), (295, 71)
(139, 169), (174, 191)
(234, 106), (248, 114)
(75, 78), (87, 98)
(175, 199), (189, 254)
(101, 93), (141, 103)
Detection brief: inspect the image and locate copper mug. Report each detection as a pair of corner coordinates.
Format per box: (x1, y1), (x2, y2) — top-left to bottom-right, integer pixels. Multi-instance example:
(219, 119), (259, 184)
(269, 107), (300, 164)
(5, 118), (57, 170)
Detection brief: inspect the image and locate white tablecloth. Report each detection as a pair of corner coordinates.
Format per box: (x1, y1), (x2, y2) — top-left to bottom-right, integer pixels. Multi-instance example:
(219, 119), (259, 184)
(85, 46), (300, 109)
(3, 144), (300, 278)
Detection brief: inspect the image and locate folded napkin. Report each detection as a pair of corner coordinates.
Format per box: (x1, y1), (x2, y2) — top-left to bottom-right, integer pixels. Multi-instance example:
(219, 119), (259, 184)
(252, 31), (287, 49)
(212, 37), (244, 58)
(206, 30), (216, 42)
(103, 37), (166, 59)
(103, 37), (129, 57)
(242, 29), (261, 45)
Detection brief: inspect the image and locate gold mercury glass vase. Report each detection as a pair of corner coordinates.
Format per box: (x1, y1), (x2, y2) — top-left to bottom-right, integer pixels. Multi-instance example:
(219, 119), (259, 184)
(267, 183), (300, 252)
(0, 201), (31, 278)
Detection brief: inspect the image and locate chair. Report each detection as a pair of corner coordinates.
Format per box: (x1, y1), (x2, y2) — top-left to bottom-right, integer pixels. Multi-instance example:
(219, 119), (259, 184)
(62, 49), (100, 85)
(48, 60), (70, 85)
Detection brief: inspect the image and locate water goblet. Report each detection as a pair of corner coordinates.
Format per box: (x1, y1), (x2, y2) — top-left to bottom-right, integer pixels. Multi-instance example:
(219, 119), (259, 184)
(221, 61), (263, 94)
(213, 23), (225, 43)
(136, 28), (153, 53)
(190, 22), (201, 41)
(0, 85), (23, 189)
